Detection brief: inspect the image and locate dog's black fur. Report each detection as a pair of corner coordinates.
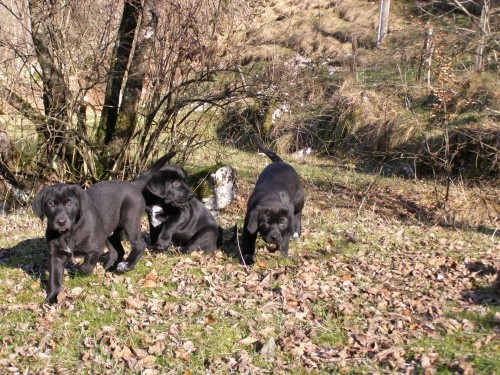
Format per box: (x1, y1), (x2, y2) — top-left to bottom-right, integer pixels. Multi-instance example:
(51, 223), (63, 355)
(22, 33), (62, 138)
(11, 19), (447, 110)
(32, 152), (176, 304)
(143, 165), (222, 253)
(241, 135), (304, 264)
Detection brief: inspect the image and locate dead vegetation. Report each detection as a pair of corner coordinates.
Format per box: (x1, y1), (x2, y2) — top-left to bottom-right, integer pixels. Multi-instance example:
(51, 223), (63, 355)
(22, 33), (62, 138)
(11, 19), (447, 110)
(221, 0), (500, 179)
(0, 150), (498, 374)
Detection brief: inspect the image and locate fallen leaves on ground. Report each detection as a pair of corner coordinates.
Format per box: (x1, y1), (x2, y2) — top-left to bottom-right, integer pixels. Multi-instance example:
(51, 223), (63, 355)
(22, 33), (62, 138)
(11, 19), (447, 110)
(0, 174), (498, 374)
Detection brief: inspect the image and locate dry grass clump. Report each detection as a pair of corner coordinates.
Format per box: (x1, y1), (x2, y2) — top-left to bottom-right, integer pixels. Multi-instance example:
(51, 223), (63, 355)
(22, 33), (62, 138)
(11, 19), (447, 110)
(233, 0), (383, 64)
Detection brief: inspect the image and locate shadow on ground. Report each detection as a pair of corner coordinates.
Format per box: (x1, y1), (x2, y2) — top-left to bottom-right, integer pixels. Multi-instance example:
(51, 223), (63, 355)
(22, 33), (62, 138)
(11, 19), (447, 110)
(462, 261), (500, 308)
(0, 238), (47, 277)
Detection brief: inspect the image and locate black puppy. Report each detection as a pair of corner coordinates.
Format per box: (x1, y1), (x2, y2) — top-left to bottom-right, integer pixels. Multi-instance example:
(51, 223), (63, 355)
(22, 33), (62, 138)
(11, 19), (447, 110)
(241, 135), (304, 264)
(143, 165), (222, 253)
(32, 152), (176, 304)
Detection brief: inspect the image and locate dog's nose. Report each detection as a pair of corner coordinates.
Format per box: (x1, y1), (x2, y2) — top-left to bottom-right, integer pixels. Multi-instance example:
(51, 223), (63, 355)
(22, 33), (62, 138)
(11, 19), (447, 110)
(57, 219), (67, 226)
(188, 192), (195, 200)
(270, 233), (280, 241)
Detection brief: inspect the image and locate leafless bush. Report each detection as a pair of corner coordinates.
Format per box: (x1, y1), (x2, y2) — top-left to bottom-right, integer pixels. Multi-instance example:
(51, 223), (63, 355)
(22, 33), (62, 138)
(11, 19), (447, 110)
(0, 0), (256, 187)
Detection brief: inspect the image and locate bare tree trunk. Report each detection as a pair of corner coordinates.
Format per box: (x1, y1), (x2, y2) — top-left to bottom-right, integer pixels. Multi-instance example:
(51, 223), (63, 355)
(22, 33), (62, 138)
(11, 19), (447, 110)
(28, 0), (70, 166)
(98, 0), (142, 146)
(377, 0), (391, 46)
(112, 0), (159, 171)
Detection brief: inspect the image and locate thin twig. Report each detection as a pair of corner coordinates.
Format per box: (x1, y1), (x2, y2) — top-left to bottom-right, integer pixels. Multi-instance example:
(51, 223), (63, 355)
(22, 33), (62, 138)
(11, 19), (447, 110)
(235, 226), (249, 274)
(357, 165), (383, 216)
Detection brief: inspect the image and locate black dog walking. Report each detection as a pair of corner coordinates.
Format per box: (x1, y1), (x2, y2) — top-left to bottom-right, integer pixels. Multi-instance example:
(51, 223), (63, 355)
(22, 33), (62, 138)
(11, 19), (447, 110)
(240, 134), (304, 264)
(32, 152), (176, 304)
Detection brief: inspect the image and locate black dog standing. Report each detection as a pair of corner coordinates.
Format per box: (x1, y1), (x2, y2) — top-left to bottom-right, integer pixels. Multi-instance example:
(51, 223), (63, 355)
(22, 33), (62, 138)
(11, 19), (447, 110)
(32, 152), (176, 304)
(143, 165), (222, 253)
(241, 135), (305, 264)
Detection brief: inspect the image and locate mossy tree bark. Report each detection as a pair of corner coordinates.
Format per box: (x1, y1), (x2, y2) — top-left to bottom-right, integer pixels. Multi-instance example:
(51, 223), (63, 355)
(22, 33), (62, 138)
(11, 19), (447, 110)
(97, 0), (142, 148)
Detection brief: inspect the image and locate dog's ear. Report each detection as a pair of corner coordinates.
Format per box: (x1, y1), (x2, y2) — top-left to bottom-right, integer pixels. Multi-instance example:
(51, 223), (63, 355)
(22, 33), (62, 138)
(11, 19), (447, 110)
(178, 167), (188, 181)
(247, 208), (260, 234)
(146, 174), (167, 197)
(70, 185), (90, 218)
(279, 191), (295, 232)
(32, 186), (49, 220)
(279, 191), (292, 206)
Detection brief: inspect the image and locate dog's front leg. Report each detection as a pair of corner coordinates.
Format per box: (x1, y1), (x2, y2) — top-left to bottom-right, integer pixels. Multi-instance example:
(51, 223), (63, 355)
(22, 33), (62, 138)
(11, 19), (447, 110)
(293, 211), (302, 239)
(45, 251), (69, 304)
(279, 236), (290, 258)
(154, 224), (177, 251)
(241, 228), (257, 265)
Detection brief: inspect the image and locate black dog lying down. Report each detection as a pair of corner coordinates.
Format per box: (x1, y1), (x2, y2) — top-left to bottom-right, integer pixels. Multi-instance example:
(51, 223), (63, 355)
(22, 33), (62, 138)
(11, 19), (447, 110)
(143, 165), (222, 253)
(32, 152), (176, 304)
(241, 135), (304, 264)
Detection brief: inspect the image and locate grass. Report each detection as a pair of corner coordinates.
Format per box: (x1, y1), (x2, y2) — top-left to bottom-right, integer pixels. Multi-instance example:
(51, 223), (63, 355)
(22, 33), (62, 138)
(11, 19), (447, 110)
(1, 0), (500, 368)
(0, 146), (499, 373)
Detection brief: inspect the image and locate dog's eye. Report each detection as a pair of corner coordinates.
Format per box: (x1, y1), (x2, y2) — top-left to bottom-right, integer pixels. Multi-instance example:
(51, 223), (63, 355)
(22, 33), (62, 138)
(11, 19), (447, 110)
(65, 201), (74, 208)
(279, 217), (287, 225)
(47, 201), (56, 208)
(172, 180), (181, 187)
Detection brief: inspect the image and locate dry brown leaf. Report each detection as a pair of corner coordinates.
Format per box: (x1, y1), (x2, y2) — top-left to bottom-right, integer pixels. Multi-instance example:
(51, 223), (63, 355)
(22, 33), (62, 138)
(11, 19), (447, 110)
(148, 341), (164, 356)
(290, 344), (305, 357)
(175, 349), (190, 361)
(125, 297), (143, 309)
(258, 326), (275, 336)
(256, 260), (268, 268)
(143, 279), (157, 288)
(204, 314), (216, 325)
(112, 346), (133, 360)
(138, 355), (156, 367)
(239, 335), (259, 345)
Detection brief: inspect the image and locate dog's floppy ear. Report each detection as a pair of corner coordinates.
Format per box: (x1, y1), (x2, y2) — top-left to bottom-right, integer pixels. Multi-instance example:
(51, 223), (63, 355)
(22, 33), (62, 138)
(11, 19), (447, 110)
(32, 186), (49, 220)
(146, 174), (167, 197)
(70, 184), (90, 218)
(246, 208), (260, 234)
(279, 191), (295, 231)
(279, 191), (292, 206)
(178, 166), (188, 181)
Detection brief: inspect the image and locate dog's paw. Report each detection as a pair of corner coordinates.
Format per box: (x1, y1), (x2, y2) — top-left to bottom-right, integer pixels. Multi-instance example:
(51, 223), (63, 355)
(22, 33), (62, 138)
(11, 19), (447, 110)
(154, 240), (170, 251)
(242, 254), (255, 265)
(43, 294), (58, 305)
(78, 263), (96, 275)
(115, 262), (130, 274)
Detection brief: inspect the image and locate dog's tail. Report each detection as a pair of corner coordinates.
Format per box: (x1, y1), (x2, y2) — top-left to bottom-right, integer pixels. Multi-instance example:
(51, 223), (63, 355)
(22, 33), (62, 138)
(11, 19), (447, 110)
(251, 131), (283, 163)
(132, 151), (176, 190)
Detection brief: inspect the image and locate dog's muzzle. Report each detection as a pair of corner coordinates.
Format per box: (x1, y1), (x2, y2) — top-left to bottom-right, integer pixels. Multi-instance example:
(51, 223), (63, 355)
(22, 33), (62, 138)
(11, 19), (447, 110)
(264, 231), (282, 246)
(168, 192), (194, 208)
(50, 216), (72, 233)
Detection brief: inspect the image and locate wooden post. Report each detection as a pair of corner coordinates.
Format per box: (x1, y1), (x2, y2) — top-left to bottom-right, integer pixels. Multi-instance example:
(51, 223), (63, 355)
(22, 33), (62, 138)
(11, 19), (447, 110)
(351, 35), (358, 82)
(377, 0), (391, 46)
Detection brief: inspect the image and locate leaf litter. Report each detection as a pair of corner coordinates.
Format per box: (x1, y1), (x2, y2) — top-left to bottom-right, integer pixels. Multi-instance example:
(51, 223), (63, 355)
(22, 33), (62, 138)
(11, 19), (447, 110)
(0, 161), (499, 373)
